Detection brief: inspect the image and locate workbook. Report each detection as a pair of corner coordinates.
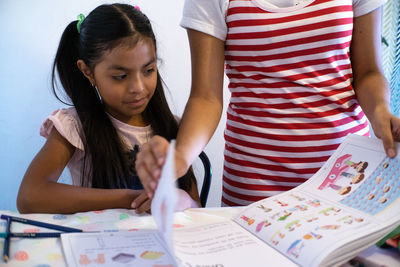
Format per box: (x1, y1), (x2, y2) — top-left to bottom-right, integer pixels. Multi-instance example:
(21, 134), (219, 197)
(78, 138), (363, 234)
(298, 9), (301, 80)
(61, 134), (400, 267)
(61, 141), (179, 267)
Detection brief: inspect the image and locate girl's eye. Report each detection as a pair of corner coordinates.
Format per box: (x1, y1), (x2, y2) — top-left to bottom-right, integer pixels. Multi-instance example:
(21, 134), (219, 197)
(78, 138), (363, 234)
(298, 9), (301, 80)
(145, 68), (155, 75)
(113, 74), (127, 80)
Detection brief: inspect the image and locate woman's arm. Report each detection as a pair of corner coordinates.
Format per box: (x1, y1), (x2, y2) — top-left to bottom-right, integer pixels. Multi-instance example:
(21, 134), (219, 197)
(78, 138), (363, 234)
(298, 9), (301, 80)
(351, 8), (400, 157)
(136, 29), (226, 198)
(17, 128), (142, 214)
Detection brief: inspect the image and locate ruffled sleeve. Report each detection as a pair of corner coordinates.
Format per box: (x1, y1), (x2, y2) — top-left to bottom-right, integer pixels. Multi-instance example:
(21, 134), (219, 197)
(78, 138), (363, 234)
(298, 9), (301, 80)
(40, 108), (84, 150)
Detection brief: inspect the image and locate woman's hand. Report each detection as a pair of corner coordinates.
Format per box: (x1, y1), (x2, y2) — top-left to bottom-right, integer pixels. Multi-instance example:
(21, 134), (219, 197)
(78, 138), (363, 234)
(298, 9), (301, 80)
(135, 136), (170, 199)
(350, 9), (400, 158)
(135, 136), (190, 200)
(368, 105), (400, 157)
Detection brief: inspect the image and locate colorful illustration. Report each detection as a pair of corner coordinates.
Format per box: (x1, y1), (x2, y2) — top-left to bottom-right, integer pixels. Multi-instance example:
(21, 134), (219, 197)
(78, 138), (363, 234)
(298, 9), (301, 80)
(318, 154), (352, 190)
(255, 220), (271, 233)
(140, 251), (164, 260)
(316, 225), (341, 230)
(346, 160), (368, 173)
(270, 230), (285, 246)
(271, 210), (292, 221)
(257, 204), (272, 212)
(303, 214), (319, 223)
(285, 220), (301, 232)
(288, 204), (308, 212)
(340, 157), (400, 215)
(79, 255), (91, 265)
(307, 199), (321, 207)
(286, 239), (304, 258)
(94, 253), (105, 264)
(303, 232), (322, 240)
(112, 253), (135, 263)
(240, 215), (255, 225)
(290, 194), (306, 201)
(319, 207), (341, 216)
(274, 199), (288, 207)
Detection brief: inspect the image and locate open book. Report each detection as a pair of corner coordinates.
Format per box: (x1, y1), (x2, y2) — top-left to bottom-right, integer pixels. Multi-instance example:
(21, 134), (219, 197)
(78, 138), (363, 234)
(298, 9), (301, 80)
(61, 141), (179, 267)
(61, 134), (400, 267)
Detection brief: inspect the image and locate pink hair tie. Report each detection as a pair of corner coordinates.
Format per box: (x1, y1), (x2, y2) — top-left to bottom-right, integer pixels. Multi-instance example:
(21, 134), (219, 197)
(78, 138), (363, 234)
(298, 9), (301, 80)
(134, 5), (140, 11)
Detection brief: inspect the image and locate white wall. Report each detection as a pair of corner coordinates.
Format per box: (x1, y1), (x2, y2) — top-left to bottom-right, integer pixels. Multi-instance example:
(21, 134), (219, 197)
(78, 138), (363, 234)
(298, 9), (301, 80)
(0, 0), (229, 210)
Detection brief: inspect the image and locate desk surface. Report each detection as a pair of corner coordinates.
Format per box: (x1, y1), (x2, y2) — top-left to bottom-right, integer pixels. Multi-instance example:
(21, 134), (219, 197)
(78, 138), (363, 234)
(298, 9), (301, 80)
(0, 208), (398, 267)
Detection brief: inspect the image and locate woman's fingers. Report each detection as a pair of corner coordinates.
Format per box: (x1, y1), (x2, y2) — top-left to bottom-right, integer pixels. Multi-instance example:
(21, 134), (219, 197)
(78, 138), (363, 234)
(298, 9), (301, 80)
(136, 136), (170, 198)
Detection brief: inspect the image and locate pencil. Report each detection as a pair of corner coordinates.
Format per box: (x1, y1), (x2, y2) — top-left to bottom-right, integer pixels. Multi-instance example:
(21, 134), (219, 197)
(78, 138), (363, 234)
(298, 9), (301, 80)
(0, 232), (62, 238)
(0, 215), (82, 233)
(3, 216), (11, 262)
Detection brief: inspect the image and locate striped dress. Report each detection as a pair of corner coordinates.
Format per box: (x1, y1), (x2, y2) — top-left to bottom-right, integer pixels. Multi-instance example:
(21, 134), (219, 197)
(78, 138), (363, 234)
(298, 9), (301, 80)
(181, 0), (385, 206)
(222, 0), (370, 206)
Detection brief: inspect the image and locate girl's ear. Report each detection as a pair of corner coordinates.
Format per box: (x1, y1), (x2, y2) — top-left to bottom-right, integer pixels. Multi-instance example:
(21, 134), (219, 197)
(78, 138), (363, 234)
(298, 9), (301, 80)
(77, 59), (95, 86)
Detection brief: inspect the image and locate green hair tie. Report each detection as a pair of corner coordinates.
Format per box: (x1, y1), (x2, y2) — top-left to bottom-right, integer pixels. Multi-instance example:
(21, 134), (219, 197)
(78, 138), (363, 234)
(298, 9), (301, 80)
(76, 14), (85, 34)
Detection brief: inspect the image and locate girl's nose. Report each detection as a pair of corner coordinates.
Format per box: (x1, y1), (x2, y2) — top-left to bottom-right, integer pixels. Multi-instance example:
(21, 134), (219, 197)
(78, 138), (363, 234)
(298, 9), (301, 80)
(128, 75), (145, 93)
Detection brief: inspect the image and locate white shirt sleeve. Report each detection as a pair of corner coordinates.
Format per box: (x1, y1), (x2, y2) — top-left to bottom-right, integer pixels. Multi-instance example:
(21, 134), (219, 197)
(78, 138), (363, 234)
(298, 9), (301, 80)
(180, 0), (229, 41)
(180, 0), (387, 40)
(353, 0), (387, 17)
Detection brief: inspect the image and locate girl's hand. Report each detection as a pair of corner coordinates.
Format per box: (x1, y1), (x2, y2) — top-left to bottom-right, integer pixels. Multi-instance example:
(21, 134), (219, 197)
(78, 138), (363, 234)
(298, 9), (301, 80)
(368, 105), (400, 158)
(132, 189), (199, 214)
(135, 136), (170, 199)
(132, 191), (151, 214)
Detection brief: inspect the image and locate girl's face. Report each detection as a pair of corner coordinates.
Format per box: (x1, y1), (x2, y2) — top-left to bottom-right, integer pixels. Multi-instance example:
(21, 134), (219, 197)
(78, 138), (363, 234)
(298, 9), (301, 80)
(80, 37), (157, 126)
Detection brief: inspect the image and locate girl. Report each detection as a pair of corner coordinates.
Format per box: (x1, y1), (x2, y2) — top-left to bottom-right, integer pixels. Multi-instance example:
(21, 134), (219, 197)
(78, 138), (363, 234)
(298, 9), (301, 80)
(135, 0), (400, 207)
(17, 3), (200, 214)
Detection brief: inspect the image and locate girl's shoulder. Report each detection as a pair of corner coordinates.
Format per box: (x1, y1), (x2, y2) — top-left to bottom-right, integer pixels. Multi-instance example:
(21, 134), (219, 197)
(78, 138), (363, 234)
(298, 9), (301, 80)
(40, 107), (84, 150)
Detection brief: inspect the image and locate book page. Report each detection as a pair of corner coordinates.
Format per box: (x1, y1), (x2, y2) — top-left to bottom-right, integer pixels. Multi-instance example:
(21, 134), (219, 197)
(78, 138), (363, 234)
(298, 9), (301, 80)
(232, 134), (400, 267)
(61, 230), (177, 267)
(151, 140), (178, 252)
(173, 220), (298, 267)
(61, 141), (179, 266)
(300, 134), (400, 223)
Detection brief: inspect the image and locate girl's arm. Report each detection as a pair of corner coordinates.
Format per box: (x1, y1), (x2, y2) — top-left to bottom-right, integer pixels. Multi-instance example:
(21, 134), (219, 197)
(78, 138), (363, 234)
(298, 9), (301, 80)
(136, 29), (225, 198)
(17, 128), (142, 214)
(351, 8), (400, 157)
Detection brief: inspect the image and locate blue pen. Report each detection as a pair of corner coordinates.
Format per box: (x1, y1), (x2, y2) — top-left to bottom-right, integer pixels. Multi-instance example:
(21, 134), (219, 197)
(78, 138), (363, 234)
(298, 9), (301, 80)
(3, 216), (11, 262)
(0, 232), (62, 238)
(0, 215), (82, 233)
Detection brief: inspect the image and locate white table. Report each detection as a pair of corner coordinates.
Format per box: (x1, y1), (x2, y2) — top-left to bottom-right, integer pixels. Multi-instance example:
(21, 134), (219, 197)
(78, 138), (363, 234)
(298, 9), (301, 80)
(0, 208), (398, 266)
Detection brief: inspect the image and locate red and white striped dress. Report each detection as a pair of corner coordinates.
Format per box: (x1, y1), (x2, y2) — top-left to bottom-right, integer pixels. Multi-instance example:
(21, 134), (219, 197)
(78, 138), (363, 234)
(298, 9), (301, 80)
(182, 0), (384, 206)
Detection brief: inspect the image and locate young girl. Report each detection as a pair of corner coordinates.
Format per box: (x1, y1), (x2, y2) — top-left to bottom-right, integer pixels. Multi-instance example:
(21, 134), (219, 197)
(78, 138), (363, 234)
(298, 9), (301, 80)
(135, 0), (400, 207)
(17, 3), (200, 214)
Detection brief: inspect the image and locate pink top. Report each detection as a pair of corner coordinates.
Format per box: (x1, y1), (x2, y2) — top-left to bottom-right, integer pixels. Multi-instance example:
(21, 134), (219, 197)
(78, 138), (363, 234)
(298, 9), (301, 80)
(40, 108), (153, 186)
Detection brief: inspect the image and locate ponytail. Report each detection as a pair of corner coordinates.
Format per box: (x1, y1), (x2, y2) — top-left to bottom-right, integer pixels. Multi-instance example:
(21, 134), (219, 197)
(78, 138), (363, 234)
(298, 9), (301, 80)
(51, 4), (196, 192)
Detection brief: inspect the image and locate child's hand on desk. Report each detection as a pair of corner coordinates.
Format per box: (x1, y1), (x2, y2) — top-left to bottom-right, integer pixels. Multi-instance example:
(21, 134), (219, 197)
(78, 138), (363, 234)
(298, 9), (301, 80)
(132, 189), (199, 214)
(132, 192), (151, 214)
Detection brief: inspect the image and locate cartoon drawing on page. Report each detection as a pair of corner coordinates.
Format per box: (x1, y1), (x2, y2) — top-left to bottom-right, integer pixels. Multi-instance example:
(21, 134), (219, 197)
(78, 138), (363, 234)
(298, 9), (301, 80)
(318, 154), (352, 190)
(340, 156), (400, 215)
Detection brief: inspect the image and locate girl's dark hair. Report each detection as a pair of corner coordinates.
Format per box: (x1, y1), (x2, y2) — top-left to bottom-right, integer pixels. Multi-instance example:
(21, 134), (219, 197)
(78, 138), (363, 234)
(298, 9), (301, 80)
(51, 3), (195, 192)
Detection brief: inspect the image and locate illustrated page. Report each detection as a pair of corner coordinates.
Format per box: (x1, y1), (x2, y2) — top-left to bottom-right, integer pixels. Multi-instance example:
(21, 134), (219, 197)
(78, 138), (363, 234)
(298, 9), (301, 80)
(302, 134), (400, 222)
(233, 135), (400, 267)
(61, 230), (177, 267)
(233, 191), (371, 267)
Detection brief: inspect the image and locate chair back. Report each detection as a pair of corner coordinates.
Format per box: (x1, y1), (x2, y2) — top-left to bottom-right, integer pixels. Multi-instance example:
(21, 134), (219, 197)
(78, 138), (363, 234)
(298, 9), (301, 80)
(198, 151), (212, 207)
